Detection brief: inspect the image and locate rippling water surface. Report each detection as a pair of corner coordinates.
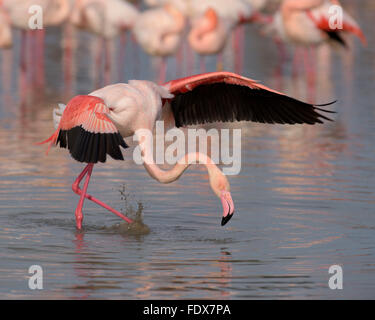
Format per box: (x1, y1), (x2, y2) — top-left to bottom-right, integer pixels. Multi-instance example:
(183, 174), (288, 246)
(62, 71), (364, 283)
(1, 0), (374, 299)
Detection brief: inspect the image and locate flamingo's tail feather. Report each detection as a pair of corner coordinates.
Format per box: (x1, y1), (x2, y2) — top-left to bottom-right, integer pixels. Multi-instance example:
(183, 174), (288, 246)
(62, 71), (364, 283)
(37, 129), (60, 155)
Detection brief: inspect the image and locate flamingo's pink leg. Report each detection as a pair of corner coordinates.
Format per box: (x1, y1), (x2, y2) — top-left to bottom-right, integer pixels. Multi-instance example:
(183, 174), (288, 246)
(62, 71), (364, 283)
(104, 39), (111, 85)
(233, 26), (244, 74)
(19, 30), (28, 94)
(292, 47), (302, 77)
(118, 32), (127, 82)
(74, 164), (93, 229)
(72, 164), (133, 225)
(35, 29), (45, 89)
(217, 51), (223, 71)
(187, 43), (194, 75)
(176, 43), (183, 77)
(95, 38), (104, 88)
(158, 57), (167, 84)
(63, 24), (73, 96)
(200, 56), (206, 73)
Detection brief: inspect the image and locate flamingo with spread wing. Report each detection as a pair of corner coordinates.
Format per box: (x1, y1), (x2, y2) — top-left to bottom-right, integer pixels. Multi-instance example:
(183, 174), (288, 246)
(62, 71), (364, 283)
(40, 72), (334, 230)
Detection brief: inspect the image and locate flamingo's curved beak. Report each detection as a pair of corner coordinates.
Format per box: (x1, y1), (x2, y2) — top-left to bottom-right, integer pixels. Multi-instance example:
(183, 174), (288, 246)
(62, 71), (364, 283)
(220, 191), (235, 226)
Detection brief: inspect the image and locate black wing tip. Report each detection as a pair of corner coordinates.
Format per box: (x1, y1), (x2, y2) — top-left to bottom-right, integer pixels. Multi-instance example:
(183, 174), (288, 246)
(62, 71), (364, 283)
(312, 100), (337, 123)
(56, 126), (128, 164)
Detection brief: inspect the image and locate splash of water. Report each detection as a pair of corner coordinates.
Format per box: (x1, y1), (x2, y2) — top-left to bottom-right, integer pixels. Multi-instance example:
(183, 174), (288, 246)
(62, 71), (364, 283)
(115, 184), (150, 235)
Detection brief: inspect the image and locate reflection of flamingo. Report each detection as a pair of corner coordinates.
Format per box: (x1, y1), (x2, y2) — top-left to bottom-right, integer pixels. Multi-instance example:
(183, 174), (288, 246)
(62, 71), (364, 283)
(132, 4), (186, 83)
(40, 71), (334, 230)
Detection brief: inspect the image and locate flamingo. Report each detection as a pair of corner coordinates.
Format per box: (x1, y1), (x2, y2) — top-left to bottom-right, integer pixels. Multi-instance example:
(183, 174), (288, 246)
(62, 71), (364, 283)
(2, 0), (71, 90)
(39, 71), (334, 230)
(132, 3), (186, 83)
(186, 0), (263, 73)
(188, 8), (230, 57)
(277, 0), (367, 48)
(70, 0), (139, 83)
(263, 0), (366, 86)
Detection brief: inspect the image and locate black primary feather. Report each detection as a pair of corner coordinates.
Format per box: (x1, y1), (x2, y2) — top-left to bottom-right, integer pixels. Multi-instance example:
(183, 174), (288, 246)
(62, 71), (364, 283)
(170, 83), (335, 127)
(56, 126), (128, 163)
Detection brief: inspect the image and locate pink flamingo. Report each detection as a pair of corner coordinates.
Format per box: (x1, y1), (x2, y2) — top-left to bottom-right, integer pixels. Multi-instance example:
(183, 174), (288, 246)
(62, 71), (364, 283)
(267, 0), (366, 65)
(188, 8), (229, 59)
(39, 71), (334, 230)
(132, 3), (186, 83)
(187, 0), (262, 73)
(280, 0), (366, 47)
(70, 0), (139, 84)
(2, 0), (71, 90)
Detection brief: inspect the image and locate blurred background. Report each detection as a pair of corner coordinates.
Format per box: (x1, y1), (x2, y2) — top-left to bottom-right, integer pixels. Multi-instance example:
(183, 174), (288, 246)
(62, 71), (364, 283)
(0, 0), (374, 299)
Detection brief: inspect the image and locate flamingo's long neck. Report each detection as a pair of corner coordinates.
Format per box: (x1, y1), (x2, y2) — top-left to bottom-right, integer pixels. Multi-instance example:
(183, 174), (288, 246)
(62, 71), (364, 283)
(141, 147), (229, 197)
(191, 8), (219, 40)
(164, 4), (185, 33)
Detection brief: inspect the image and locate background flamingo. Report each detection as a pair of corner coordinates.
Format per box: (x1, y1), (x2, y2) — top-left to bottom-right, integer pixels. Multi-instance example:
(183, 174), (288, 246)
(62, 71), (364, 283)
(70, 0), (139, 84)
(2, 0), (71, 90)
(132, 3), (186, 83)
(40, 71), (334, 230)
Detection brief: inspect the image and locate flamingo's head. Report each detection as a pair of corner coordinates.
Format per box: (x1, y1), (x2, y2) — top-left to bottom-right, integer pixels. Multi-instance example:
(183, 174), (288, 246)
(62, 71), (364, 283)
(208, 165), (235, 226)
(220, 190), (235, 226)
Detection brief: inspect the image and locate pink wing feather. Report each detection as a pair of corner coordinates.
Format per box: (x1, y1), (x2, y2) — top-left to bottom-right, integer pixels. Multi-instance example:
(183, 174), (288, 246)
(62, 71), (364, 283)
(39, 95), (127, 163)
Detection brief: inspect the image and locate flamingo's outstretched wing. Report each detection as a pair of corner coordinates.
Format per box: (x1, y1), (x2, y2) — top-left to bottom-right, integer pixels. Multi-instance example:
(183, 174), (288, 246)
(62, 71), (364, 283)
(39, 95), (128, 163)
(163, 72), (335, 128)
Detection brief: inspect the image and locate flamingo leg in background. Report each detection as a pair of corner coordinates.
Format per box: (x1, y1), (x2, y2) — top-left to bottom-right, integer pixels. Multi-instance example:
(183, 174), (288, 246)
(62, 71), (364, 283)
(35, 29), (45, 89)
(104, 39), (112, 85)
(63, 23), (74, 96)
(292, 47), (303, 77)
(72, 164), (133, 229)
(118, 32), (127, 82)
(217, 51), (223, 71)
(199, 56), (206, 73)
(304, 47), (316, 102)
(19, 30), (29, 94)
(187, 44), (194, 75)
(158, 57), (167, 84)
(176, 43), (183, 78)
(95, 38), (104, 88)
(233, 26), (244, 74)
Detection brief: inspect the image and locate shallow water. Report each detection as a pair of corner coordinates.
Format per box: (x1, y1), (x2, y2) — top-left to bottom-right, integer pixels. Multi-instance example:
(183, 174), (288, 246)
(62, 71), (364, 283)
(1, 1), (375, 299)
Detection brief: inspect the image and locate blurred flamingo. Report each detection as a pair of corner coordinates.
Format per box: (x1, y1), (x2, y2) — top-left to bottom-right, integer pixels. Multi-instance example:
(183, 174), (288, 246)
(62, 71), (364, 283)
(70, 0), (139, 83)
(132, 3), (186, 83)
(39, 71), (334, 230)
(2, 0), (71, 90)
(266, 0), (366, 72)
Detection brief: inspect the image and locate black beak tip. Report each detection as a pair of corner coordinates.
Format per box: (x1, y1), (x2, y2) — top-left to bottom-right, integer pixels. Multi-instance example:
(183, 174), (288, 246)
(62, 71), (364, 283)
(221, 212), (234, 226)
